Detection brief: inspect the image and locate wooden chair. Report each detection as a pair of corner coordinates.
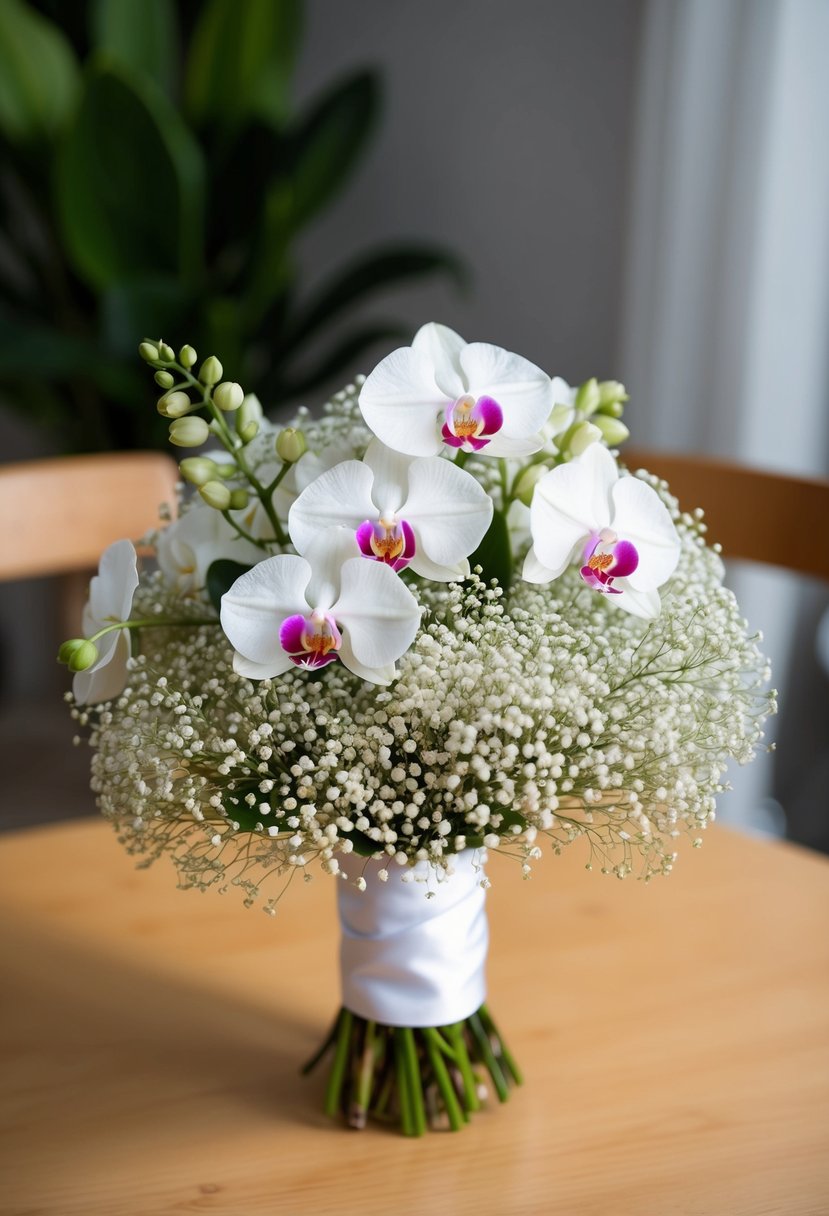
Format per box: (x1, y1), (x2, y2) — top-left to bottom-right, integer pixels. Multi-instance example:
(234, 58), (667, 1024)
(622, 449), (829, 580)
(0, 452), (179, 831)
(0, 451), (179, 582)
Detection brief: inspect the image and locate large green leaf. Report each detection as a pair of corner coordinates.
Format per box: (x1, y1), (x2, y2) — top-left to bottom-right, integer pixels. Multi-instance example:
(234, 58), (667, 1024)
(281, 245), (467, 354)
(89, 0), (177, 96)
(282, 69), (379, 231)
(206, 559), (253, 615)
(0, 0), (79, 145)
(185, 0), (302, 131)
(55, 64), (205, 289)
(470, 508), (513, 592)
(0, 307), (138, 398)
(100, 276), (193, 356)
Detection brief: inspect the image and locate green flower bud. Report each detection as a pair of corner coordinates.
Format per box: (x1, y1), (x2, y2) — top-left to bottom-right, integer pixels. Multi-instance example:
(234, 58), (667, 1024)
(199, 355), (223, 386)
(199, 480), (232, 510)
(598, 379), (629, 407)
(154, 370), (174, 389)
(595, 399), (625, 418)
(213, 381), (244, 411)
(169, 416), (210, 447)
(157, 390), (193, 418)
(179, 457), (219, 487)
(158, 342), (175, 363)
(64, 638), (99, 672)
(179, 344), (197, 369)
(138, 341), (160, 364)
(575, 378), (601, 416)
(214, 460), (237, 480)
(276, 427), (308, 463)
(229, 488), (249, 510)
(238, 423), (259, 445)
(592, 416), (630, 447)
(513, 462), (550, 508)
(569, 420), (603, 456)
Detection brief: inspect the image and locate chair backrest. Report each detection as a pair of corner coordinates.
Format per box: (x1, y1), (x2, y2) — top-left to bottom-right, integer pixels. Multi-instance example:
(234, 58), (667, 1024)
(0, 452), (179, 581)
(622, 449), (829, 581)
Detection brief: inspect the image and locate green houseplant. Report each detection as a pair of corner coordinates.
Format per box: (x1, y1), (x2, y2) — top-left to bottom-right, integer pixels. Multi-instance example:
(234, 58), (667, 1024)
(0, 0), (462, 452)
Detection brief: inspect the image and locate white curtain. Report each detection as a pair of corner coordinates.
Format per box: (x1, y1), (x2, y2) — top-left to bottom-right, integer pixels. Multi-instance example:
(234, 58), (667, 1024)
(620, 0), (829, 834)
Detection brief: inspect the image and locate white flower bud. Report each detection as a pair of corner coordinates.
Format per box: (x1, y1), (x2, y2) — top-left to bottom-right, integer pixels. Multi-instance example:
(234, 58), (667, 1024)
(169, 416), (210, 447)
(275, 427), (307, 463)
(157, 390), (193, 418)
(179, 457), (219, 486)
(592, 416), (630, 447)
(575, 377), (600, 416)
(179, 344), (197, 369)
(598, 379), (629, 407)
(213, 381), (244, 411)
(513, 462), (549, 508)
(199, 480), (232, 510)
(569, 420), (602, 456)
(199, 355), (223, 386)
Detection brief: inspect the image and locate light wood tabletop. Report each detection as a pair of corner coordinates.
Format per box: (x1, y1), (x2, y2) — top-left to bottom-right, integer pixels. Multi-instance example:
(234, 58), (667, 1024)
(1, 818), (827, 1216)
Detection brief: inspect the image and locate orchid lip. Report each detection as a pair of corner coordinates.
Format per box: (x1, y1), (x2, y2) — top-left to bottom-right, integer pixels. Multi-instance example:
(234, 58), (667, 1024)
(280, 610), (342, 668)
(355, 518), (416, 572)
(580, 531), (639, 594)
(441, 394), (504, 452)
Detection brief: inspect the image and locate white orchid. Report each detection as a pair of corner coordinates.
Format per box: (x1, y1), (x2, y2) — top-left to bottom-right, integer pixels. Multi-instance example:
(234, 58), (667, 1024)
(73, 539), (139, 704)
(358, 322), (553, 459)
(523, 443), (681, 619)
(288, 438), (493, 582)
(157, 505), (262, 596)
(221, 529), (421, 686)
(541, 377), (578, 452)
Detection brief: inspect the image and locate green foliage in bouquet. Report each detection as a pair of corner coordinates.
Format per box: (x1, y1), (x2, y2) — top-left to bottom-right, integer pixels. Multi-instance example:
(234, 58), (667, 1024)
(0, 0), (462, 452)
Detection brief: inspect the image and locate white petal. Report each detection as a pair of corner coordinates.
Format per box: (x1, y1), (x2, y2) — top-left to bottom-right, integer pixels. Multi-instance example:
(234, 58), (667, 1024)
(304, 528), (361, 610)
(610, 476), (681, 590)
(401, 457), (493, 566)
(482, 432), (544, 458)
(411, 322), (466, 398)
(158, 507), (259, 592)
(232, 649), (295, 680)
(220, 555), (311, 667)
(408, 552), (470, 582)
(73, 628), (130, 705)
(288, 461), (376, 555)
(550, 376), (576, 408)
(521, 546), (557, 584)
(529, 445), (618, 576)
(460, 343), (553, 438)
(612, 581), (662, 620)
(333, 557), (420, 668)
(363, 438), (412, 516)
(86, 539), (139, 627)
(338, 633), (396, 686)
(359, 345), (447, 456)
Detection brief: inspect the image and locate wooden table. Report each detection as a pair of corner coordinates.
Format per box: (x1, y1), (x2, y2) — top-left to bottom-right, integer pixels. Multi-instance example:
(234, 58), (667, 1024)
(1, 820), (828, 1216)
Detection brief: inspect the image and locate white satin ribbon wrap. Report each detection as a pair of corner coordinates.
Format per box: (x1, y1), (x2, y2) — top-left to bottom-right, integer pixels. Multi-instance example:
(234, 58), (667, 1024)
(337, 850), (488, 1027)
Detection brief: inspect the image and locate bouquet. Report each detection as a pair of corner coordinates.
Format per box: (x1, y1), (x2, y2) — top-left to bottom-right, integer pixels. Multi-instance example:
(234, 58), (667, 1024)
(61, 324), (774, 1135)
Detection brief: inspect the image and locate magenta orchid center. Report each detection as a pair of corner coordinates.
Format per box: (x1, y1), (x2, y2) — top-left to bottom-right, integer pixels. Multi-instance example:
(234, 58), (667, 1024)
(580, 528), (639, 595)
(441, 394), (504, 452)
(280, 610), (342, 669)
(355, 517), (416, 573)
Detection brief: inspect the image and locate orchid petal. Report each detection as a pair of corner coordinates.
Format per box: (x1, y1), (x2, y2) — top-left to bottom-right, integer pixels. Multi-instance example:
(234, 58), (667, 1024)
(610, 476), (681, 590)
(220, 555), (311, 669)
(411, 322), (466, 399)
(408, 551), (470, 582)
(363, 438), (413, 516)
(288, 461), (376, 556)
(86, 539), (139, 626)
(304, 528), (361, 610)
(73, 628), (131, 704)
(481, 431), (544, 458)
(612, 581), (662, 620)
(338, 633), (396, 686)
(459, 343), (552, 438)
(521, 546), (557, 584)
(232, 649), (295, 680)
(529, 445), (618, 577)
(332, 557), (420, 668)
(400, 457), (492, 567)
(359, 345), (447, 456)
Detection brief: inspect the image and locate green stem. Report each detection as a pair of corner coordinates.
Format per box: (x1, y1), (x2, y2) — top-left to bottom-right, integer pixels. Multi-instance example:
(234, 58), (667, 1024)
(468, 1012), (509, 1102)
(479, 1004), (523, 1085)
(301, 1010), (342, 1076)
(85, 615), (217, 645)
(219, 510), (270, 550)
(394, 1030), (415, 1136)
(324, 1009), (354, 1118)
(422, 1029), (464, 1131)
(401, 1027), (427, 1136)
(447, 1023), (480, 1112)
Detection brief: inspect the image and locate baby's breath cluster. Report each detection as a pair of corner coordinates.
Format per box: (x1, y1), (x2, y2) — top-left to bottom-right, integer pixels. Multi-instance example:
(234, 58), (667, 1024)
(78, 418), (774, 908)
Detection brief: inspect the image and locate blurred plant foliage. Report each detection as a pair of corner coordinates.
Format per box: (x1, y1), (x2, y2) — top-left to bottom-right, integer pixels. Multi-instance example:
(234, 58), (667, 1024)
(0, 0), (463, 451)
